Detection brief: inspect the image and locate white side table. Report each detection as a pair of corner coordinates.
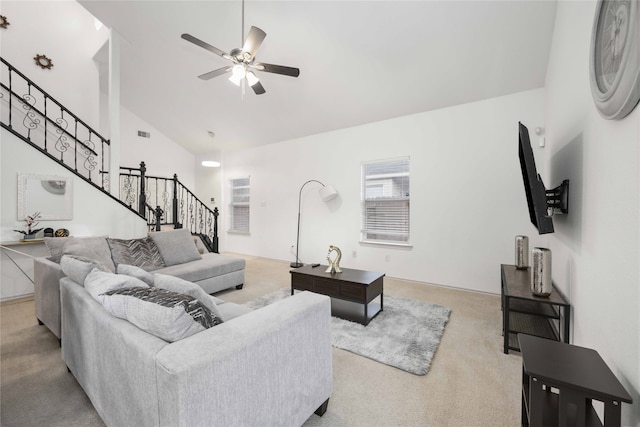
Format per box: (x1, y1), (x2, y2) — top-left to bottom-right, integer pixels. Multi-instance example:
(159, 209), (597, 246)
(1, 239), (48, 301)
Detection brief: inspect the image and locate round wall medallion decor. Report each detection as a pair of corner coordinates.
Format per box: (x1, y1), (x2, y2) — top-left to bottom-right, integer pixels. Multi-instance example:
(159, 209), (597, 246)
(34, 54), (54, 70)
(589, 0), (640, 120)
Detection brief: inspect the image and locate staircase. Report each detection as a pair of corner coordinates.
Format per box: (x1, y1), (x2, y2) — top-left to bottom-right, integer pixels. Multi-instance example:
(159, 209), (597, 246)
(0, 57), (219, 252)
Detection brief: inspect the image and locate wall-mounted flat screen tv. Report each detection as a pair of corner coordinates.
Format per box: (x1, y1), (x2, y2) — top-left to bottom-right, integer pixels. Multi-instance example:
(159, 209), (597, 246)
(518, 122), (569, 235)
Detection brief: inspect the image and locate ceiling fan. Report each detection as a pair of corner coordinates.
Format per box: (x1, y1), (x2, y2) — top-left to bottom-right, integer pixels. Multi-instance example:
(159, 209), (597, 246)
(181, 3), (300, 95)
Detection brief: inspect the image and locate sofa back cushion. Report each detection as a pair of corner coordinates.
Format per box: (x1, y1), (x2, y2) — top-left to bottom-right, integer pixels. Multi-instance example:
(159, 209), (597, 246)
(107, 237), (165, 271)
(148, 229), (202, 266)
(44, 236), (116, 272)
(60, 255), (111, 285)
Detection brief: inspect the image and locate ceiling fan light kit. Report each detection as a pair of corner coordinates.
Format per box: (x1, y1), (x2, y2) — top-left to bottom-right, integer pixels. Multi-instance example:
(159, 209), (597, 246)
(181, 1), (299, 96)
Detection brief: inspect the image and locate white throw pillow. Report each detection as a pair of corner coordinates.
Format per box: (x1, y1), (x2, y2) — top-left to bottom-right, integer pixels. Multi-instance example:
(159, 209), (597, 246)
(84, 269), (150, 302)
(117, 264), (155, 286)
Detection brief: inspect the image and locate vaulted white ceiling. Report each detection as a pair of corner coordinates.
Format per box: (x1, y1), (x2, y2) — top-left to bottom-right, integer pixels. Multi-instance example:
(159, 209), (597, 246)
(80, 1), (557, 154)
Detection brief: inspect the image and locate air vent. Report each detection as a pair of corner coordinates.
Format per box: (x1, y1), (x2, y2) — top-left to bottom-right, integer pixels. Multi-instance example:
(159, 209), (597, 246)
(137, 131), (150, 138)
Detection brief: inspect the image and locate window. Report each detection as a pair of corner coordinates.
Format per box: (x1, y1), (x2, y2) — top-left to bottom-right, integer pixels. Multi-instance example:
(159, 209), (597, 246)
(361, 157), (410, 244)
(229, 177), (250, 233)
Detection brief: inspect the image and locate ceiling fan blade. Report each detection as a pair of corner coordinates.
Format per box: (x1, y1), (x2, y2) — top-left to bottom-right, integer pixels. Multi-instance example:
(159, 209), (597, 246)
(251, 81), (266, 95)
(198, 67), (232, 80)
(254, 62), (300, 78)
(181, 33), (231, 59)
(242, 26), (266, 60)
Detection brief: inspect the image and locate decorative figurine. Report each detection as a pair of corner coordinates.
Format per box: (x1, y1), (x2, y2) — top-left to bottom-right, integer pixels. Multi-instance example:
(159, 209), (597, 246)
(325, 245), (342, 274)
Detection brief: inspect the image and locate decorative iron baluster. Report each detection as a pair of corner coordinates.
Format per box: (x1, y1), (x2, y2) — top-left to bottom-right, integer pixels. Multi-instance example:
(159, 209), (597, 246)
(179, 188), (185, 228)
(198, 204), (204, 234)
(54, 111), (70, 161)
(44, 96), (47, 149)
(161, 179), (169, 224)
(74, 120), (78, 171)
(122, 175), (137, 207)
(21, 92), (40, 136)
(82, 136), (97, 180)
(207, 213), (213, 241)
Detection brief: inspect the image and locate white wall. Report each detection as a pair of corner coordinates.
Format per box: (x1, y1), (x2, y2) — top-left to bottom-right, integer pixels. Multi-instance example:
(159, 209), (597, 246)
(543, 1), (639, 424)
(222, 89), (545, 294)
(0, 0), (109, 131)
(119, 105), (195, 188)
(194, 151), (223, 223)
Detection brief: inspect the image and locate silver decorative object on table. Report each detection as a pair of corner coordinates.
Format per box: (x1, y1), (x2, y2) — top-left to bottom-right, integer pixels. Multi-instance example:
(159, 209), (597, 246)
(531, 247), (552, 297)
(325, 245), (342, 274)
(515, 235), (529, 269)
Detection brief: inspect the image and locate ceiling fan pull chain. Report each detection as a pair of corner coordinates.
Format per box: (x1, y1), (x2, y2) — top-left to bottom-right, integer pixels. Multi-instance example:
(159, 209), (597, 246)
(241, 0), (245, 46)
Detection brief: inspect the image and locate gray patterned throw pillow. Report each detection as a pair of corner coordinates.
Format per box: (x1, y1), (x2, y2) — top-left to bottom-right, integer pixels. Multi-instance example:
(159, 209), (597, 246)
(107, 237), (165, 271)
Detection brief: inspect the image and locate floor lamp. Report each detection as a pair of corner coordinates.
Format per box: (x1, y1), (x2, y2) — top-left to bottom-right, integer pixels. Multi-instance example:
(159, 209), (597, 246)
(291, 180), (338, 268)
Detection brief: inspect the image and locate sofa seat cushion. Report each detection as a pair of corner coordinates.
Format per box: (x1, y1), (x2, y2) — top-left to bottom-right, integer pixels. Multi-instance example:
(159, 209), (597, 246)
(100, 287), (223, 342)
(153, 253), (245, 284)
(107, 237), (165, 271)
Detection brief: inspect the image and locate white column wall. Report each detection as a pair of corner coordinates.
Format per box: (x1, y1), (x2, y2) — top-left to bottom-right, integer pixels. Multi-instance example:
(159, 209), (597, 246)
(543, 1), (639, 424)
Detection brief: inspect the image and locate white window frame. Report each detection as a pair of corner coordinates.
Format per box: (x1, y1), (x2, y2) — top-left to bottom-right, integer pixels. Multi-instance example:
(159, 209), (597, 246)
(228, 176), (250, 234)
(360, 157), (411, 246)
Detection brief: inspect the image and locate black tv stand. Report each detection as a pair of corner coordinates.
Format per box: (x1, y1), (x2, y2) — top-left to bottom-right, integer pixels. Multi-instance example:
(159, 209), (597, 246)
(501, 264), (570, 353)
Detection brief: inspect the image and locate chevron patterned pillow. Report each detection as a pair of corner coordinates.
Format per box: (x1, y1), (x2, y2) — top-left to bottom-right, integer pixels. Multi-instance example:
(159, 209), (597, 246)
(107, 237), (165, 271)
(100, 287), (223, 342)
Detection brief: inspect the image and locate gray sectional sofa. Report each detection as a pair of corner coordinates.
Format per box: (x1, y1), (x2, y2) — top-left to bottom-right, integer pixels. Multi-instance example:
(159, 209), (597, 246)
(34, 228), (245, 339)
(59, 260), (332, 426)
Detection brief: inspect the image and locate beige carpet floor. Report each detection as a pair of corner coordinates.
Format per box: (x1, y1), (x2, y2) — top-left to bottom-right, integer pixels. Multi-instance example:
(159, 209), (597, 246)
(1, 254), (522, 426)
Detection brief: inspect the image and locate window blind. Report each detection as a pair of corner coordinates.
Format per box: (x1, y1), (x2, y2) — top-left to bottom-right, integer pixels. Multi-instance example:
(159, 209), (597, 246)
(361, 157), (410, 243)
(229, 177), (250, 233)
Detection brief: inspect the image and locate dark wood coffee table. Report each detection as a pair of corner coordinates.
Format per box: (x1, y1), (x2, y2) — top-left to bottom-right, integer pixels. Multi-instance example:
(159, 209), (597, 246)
(290, 265), (384, 325)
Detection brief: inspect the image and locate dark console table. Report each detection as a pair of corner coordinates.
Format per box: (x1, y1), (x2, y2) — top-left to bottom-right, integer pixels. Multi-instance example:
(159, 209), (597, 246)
(501, 264), (570, 353)
(290, 265), (384, 325)
(519, 334), (632, 427)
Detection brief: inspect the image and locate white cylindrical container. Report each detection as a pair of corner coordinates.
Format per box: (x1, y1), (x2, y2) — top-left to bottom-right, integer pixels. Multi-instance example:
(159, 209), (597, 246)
(515, 235), (529, 269)
(531, 247), (552, 296)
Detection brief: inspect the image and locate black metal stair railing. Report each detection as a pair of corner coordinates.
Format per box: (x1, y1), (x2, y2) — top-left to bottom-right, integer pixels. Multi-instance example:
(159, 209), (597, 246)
(0, 57), (111, 192)
(1, 58), (219, 252)
(120, 162), (219, 253)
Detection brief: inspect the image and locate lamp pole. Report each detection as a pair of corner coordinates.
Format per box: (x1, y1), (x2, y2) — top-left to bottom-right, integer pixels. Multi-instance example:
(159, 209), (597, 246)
(291, 180), (326, 268)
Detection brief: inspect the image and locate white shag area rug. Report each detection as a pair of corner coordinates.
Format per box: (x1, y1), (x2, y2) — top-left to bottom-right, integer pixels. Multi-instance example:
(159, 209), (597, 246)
(244, 289), (451, 375)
